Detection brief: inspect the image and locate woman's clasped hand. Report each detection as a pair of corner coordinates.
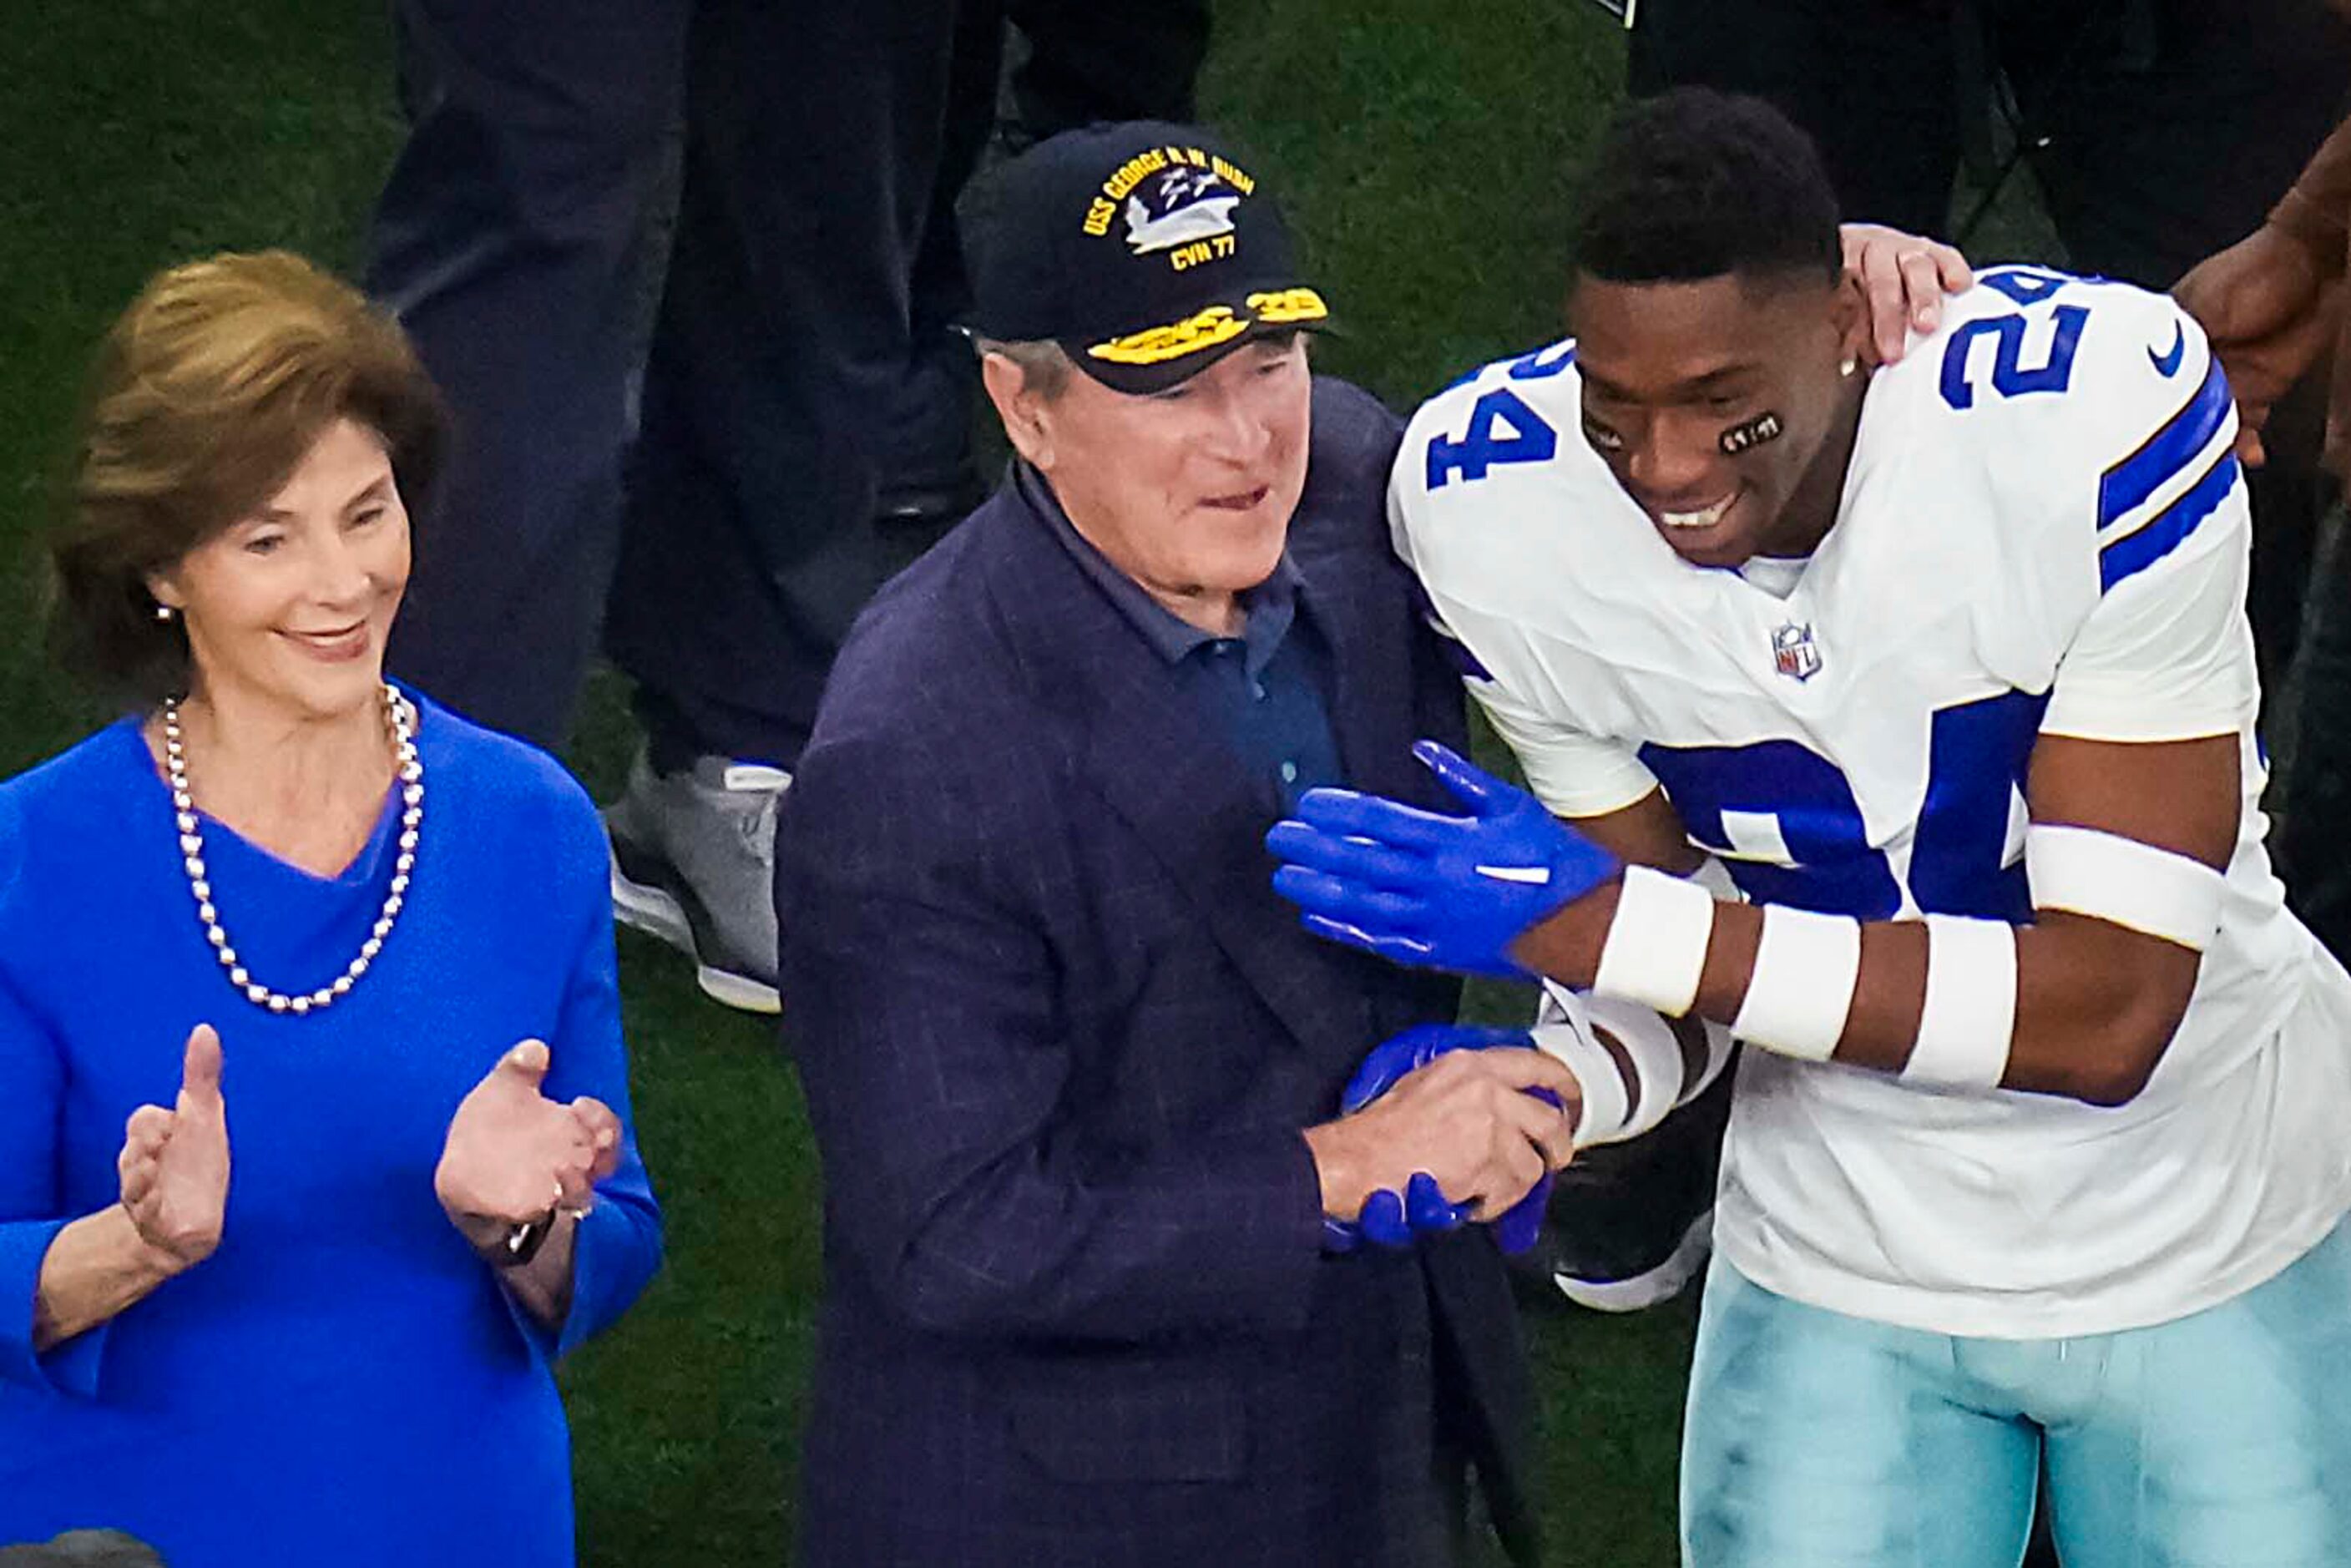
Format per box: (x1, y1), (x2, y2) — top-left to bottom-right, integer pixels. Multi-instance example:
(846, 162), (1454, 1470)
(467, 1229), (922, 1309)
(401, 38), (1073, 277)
(437, 1039), (625, 1243)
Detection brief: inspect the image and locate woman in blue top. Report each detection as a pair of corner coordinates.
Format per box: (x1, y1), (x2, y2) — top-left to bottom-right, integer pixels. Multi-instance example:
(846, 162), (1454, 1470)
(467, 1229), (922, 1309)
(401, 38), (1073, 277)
(0, 250), (664, 1565)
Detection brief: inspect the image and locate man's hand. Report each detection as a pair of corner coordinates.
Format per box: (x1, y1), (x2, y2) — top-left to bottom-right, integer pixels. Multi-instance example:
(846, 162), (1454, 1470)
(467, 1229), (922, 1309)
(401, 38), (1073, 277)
(2174, 224), (2342, 467)
(1841, 223), (1973, 366)
(1340, 1022), (1541, 1114)
(117, 1024), (230, 1270)
(1303, 1044), (1580, 1227)
(1324, 1023), (1575, 1254)
(1267, 741), (1620, 979)
(436, 1039), (621, 1246)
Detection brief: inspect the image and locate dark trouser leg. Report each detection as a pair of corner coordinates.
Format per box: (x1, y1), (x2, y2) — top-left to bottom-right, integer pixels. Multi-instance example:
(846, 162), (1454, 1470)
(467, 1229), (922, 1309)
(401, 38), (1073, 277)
(878, 0), (1004, 539)
(369, 0), (689, 749)
(877, 0), (1218, 548)
(607, 0), (964, 770)
(1626, 0), (1961, 236)
(1990, 0), (2350, 712)
(2245, 382), (2333, 705)
(1004, 0), (1213, 143)
(2283, 504), (2351, 964)
(1995, 0), (2351, 291)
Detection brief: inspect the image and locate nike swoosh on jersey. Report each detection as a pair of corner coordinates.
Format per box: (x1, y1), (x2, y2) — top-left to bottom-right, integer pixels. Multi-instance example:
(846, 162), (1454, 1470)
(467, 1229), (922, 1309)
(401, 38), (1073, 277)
(2149, 322), (2186, 377)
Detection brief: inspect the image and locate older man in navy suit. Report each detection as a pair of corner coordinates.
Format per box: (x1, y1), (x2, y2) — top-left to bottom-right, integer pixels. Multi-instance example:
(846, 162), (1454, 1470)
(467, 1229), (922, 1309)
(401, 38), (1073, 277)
(776, 123), (1583, 1566)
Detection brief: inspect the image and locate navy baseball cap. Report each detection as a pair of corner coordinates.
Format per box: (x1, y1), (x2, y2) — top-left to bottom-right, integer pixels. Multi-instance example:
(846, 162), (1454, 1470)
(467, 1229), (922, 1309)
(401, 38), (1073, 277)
(965, 121), (1330, 395)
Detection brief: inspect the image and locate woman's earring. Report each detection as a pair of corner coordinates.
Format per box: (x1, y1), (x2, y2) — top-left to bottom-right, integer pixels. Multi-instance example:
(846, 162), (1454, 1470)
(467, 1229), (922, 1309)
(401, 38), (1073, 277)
(154, 604), (176, 622)
(1839, 356), (1858, 378)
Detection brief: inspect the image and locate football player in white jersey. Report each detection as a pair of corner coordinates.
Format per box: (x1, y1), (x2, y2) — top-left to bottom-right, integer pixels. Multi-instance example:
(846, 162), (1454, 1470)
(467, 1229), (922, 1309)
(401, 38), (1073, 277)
(1266, 89), (2351, 1566)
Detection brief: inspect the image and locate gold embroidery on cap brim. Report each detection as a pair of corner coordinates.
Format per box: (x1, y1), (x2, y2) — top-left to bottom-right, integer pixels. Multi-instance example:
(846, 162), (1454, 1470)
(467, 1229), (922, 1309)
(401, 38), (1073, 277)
(1087, 289), (1330, 367)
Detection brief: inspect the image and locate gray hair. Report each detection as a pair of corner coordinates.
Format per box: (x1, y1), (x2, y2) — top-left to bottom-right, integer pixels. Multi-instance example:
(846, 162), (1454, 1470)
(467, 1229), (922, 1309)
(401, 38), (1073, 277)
(972, 336), (1075, 401)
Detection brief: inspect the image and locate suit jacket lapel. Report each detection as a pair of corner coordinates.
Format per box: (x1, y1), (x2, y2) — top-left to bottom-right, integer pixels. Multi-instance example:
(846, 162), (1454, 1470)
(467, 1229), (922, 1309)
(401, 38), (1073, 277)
(981, 500), (1374, 1065)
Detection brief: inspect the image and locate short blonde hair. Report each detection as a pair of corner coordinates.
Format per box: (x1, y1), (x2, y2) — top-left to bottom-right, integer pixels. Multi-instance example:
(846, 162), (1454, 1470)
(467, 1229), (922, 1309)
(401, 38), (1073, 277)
(49, 250), (445, 701)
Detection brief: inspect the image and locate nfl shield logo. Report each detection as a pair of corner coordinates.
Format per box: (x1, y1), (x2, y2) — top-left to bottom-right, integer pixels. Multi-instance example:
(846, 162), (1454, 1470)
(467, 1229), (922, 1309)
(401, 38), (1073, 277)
(1771, 621), (1821, 682)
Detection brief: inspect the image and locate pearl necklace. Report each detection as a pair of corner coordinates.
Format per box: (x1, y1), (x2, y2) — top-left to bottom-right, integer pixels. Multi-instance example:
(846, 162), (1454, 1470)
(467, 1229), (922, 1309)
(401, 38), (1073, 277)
(163, 682), (422, 1016)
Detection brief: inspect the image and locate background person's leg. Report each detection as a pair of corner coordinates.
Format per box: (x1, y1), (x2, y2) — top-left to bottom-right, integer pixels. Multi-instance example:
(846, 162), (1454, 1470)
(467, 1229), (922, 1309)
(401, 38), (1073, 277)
(1993, 0), (2351, 293)
(609, 0), (965, 772)
(604, 0), (966, 1010)
(1626, 0), (1961, 238)
(1003, 0), (1213, 148)
(369, 0), (690, 748)
(1990, 0), (2351, 742)
(2282, 512), (2351, 960)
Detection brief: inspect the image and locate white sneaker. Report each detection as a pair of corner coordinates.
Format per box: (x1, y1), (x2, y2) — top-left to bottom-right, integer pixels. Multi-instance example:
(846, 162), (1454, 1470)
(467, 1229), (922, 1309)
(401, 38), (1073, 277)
(1551, 1209), (1713, 1313)
(604, 751), (787, 1014)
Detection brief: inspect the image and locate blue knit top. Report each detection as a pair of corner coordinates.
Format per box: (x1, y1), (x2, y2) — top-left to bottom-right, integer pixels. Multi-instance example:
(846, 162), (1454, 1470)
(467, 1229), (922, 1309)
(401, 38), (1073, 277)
(0, 693), (662, 1565)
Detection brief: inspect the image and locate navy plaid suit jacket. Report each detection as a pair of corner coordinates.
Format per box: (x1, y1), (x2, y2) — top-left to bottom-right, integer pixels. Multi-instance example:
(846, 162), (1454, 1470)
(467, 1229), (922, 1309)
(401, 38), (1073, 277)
(777, 379), (1540, 1567)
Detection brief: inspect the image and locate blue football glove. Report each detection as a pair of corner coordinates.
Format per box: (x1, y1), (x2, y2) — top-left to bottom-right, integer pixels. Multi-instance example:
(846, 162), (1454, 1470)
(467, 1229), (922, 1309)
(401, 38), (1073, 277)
(1267, 740), (1621, 979)
(1320, 1023), (1558, 1257)
(1338, 1021), (1531, 1114)
(1490, 1097), (1559, 1257)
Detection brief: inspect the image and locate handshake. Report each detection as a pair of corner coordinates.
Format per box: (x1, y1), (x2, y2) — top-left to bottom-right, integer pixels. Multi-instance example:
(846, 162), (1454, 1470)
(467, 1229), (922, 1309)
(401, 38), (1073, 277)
(1308, 1022), (1583, 1257)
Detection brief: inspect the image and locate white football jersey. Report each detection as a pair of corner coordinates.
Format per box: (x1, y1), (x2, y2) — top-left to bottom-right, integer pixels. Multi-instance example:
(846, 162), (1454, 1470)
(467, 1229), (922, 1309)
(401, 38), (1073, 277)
(1393, 268), (2351, 1338)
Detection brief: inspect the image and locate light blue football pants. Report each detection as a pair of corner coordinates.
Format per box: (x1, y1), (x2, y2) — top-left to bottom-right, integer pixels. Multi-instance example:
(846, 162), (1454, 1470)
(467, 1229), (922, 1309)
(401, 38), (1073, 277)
(1681, 1218), (2351, 1567)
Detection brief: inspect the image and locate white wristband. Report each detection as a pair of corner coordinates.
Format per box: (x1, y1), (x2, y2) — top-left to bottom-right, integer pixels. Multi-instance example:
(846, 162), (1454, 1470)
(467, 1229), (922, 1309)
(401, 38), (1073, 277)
(1904, 915), (2016, 1090)
(1732, 904), (1860, 1062)
(1592, 865), (1716, 1017)
(2025, 823), (2226, 951)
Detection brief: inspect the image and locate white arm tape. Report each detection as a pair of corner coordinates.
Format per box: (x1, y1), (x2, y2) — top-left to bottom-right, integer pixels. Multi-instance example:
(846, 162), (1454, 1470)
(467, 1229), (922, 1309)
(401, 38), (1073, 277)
(1534, 984), (1737, 1146)
(1732, 904), (1860, 1062)
(1903, 915), (2016, 1090)
(1592, 865), (1716, 1016)
(1530, 994), (1632, 1146)
(2025, 823), (2226, 951)
(1588, 994), (1714, 1138)
(1576, 989), (1676, 1140)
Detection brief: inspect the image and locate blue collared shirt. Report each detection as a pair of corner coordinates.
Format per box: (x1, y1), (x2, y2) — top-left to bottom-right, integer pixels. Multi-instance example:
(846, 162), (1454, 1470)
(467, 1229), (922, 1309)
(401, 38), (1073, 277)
(1019, 464), (1342, 808)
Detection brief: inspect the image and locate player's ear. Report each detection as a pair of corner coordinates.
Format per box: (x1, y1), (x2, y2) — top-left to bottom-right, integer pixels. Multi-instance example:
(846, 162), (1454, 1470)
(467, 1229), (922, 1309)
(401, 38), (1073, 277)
(1828, 271), (1871, 369)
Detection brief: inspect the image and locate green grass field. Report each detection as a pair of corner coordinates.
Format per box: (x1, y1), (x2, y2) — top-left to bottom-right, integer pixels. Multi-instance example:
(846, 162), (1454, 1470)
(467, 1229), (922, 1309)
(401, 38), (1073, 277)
(0, 4), (1752, 1560)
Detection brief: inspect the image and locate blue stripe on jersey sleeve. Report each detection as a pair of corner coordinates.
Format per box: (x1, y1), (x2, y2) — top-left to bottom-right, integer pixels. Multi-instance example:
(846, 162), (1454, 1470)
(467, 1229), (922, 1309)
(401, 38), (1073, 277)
(2096, 354), (2231, 529)
(2098, 452), (2238, 592)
